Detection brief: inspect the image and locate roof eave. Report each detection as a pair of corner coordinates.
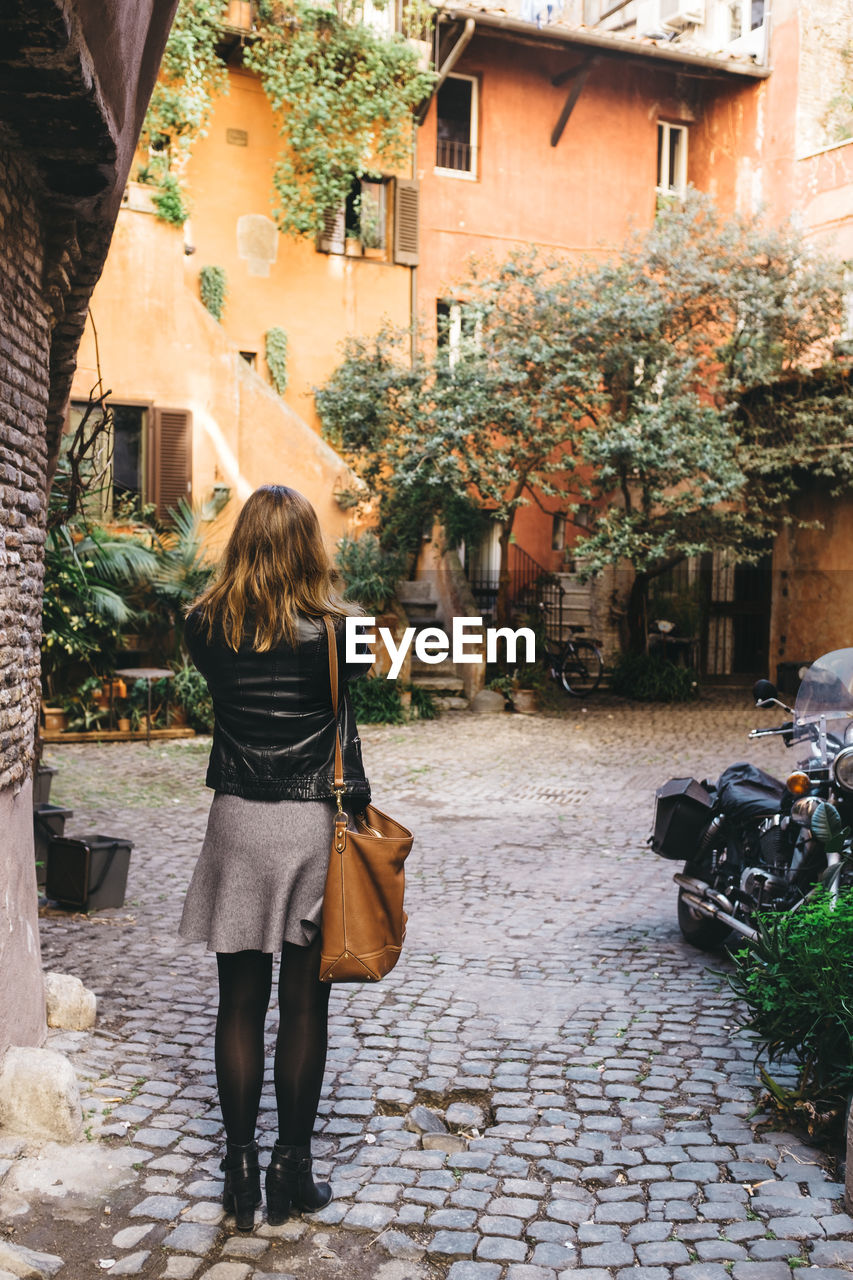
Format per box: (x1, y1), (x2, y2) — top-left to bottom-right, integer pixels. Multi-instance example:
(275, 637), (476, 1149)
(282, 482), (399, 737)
(437, 8), (772, 79)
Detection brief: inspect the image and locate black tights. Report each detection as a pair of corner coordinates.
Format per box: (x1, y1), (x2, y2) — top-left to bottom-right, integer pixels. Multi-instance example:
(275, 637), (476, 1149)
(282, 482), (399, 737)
(215, 933), (331, 1147)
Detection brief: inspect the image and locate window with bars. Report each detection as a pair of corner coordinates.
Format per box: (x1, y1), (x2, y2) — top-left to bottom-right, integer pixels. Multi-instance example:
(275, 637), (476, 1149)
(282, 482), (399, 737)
(435, 74), (478, 178)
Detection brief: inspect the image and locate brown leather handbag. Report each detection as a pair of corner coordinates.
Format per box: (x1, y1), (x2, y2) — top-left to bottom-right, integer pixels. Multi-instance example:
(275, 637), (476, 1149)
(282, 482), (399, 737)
(319, 617), (413, 983)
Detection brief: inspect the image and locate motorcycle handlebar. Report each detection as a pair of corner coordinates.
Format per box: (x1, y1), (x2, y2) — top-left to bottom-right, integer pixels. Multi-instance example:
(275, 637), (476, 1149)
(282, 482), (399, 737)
(748, 722), (794, 740)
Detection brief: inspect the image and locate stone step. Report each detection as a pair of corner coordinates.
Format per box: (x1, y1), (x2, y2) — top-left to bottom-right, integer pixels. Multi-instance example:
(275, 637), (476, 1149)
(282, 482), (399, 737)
(411, 674), (466, 694)
(397, 580), (436, 604)
(410, 657), (463, 679)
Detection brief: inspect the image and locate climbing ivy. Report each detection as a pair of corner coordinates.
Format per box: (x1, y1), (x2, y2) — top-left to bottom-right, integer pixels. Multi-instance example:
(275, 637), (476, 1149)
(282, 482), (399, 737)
(265, 327), (289, 395)
(200, 265), (227, 319)
(245, 2), (434, 237)
(140, 0), (433, 236)
(139, 0), (229, 222)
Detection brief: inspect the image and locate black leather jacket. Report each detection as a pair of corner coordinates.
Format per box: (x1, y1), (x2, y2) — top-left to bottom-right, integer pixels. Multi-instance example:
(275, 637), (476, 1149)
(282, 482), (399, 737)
(184, 609), (370, 805)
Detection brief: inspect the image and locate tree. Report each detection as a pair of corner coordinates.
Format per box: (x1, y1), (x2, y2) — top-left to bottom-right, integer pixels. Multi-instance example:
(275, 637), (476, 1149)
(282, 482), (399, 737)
(317, 194), (852, 641)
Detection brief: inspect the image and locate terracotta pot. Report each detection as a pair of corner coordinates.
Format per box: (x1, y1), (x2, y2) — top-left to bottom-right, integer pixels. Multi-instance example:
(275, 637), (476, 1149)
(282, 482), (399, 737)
(42, 707), (68, 733)
(117, 717), (132, 733)
(511, 689), (538, 715)
(169, 706), (188, 728)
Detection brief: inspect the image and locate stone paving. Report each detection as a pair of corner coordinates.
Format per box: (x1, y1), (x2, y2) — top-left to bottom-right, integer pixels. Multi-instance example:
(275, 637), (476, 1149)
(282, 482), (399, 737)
(3, 692), (852, 1279)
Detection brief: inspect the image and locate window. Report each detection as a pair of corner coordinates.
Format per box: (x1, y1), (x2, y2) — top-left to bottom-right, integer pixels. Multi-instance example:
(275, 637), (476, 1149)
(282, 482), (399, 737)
(239, 351), (256, 367)
(436, 74), (478, 178)
(345, 177), (388, 254)
(657, 121), (688, 197)
(551, 514), (566, 552)
(66, 401), (191, 522)
(727, 0), (765, 41)
(437, 300), (480, 368)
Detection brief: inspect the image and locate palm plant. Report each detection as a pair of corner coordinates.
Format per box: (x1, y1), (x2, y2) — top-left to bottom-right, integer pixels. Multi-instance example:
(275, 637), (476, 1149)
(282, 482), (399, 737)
(146, 500), (216, 658)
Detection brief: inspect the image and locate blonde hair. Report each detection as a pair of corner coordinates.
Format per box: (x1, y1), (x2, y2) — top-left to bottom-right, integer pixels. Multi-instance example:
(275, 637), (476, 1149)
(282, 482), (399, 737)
(191, 485), (350, 651)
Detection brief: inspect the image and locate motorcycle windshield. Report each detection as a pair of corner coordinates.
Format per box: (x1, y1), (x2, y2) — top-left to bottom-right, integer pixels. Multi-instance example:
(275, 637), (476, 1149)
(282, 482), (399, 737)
(793, 649), (853, 765)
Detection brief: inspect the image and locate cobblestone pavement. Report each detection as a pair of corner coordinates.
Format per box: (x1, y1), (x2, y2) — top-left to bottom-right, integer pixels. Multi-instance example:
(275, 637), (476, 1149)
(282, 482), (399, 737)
(4, 693), (853, 1280)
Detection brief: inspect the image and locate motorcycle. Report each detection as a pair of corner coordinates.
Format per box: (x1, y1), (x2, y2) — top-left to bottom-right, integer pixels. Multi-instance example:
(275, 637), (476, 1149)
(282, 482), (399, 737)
(651, 648), (853, 950)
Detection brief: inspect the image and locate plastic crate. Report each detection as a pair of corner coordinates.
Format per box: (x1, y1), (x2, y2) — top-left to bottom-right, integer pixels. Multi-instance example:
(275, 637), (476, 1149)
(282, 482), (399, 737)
(651, 777), (714, 861)
(33, 803), (73, 888)
(46, 835), (133, 911)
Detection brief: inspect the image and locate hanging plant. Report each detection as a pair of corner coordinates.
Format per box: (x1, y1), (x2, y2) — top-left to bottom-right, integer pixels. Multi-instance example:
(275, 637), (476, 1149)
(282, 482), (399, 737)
(244, 1), (434, 237)
(141, 0), (434, 237)
(200, 265), (227, 319)
(139, 0), (229, 223)
(265, 327), (289, 395)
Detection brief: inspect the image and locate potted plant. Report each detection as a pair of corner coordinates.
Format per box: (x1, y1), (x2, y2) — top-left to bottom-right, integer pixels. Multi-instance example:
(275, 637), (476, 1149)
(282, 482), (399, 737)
(64, 676), (110, 732)
(41, 702), (69, 734)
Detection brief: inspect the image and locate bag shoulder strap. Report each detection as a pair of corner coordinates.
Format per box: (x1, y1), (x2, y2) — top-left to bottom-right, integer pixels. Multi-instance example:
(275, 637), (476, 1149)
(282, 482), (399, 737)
(323, 619), (347, 830)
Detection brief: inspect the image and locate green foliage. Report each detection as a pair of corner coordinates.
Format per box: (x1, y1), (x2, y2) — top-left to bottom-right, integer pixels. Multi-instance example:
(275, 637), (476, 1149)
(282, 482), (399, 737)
(318, 193), (851, 637)
(727, 888), (853, 1118)
(335, 533), (406, 610)
(609, 653), (699, 702)
(63, 677), (109, 732)
(171, 659), (214, 732)
(41, 519), (158, 699)
(349, 674), (405, 724)
(199, 265), (227, 320)
(142, 0), (433, 239)
(408, 683), (439, 719)
(152, 174), (190, 226)
(245, 2), (433, 237)
(265, 327), (289, 395)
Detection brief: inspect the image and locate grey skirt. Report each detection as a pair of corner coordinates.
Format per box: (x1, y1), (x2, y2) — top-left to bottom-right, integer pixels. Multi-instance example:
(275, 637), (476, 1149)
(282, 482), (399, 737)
(178, 792), (335, 954)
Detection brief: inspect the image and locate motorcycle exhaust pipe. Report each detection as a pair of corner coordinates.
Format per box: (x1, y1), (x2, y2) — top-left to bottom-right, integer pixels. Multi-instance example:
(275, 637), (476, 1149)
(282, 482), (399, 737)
(673, 874), (758, 943)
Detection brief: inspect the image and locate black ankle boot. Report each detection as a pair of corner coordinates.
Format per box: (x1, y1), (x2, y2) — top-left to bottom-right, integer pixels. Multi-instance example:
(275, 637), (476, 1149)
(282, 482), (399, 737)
(220, 1140), (261, 1232)
(265, 1141), (332, 1225)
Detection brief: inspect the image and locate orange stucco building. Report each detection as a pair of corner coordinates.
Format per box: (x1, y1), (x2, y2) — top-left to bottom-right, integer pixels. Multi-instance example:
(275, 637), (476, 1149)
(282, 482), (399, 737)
(70, 0), (853, 676)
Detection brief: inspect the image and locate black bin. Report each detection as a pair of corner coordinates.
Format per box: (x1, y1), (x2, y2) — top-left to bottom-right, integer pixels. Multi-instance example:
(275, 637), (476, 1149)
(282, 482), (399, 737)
(651, 777), (713, 861)
(776, 661), (810, 697)
(46, 835), (133, 911)
(33, 804), (73, 888)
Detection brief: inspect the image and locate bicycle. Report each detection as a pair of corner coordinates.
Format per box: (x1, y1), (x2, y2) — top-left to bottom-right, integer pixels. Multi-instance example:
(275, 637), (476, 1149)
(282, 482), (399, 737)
(532, 596), (603, 696)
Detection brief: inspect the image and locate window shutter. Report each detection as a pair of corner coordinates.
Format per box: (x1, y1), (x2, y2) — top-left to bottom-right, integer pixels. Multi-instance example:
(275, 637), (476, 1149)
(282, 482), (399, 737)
(150, 407), (192, 521)
(393, 179), (419, 266)
(317, 204), (345, 254)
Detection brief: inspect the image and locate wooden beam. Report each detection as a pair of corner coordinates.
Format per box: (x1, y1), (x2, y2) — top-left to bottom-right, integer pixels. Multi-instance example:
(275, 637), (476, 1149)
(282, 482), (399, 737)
(550, 59), (596, 147)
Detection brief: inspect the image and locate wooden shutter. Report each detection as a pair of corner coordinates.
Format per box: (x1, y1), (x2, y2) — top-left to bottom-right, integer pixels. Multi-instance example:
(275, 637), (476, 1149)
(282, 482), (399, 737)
(317, 203), (345, 254)
(393, 179), (419, 266)
(149, 407), (192, 521)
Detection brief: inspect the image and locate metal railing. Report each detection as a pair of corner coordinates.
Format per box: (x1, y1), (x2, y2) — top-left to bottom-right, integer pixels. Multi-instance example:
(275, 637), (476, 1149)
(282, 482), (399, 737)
(436, 139), (475, 173)
(466, 543), (564, 642)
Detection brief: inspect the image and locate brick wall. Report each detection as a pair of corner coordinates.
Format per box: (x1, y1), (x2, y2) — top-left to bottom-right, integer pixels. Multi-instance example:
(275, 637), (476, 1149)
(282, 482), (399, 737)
(0, 148), (51, 793)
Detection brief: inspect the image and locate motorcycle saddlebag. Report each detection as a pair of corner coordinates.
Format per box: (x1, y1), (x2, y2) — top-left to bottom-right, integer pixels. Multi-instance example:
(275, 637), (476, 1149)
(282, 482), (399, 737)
(651, 777), (714, 860)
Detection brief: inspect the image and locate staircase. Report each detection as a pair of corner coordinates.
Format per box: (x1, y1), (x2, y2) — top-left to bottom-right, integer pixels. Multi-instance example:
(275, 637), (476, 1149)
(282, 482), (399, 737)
(395, 580), (469, 709)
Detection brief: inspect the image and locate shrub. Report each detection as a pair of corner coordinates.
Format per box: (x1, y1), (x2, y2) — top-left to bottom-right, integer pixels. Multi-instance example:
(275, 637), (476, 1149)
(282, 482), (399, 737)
(609, 653), (699, 702)
(349, 674), (405, 724)
(171, 661), (214, 733)
(200, 265), (227, 320)
(265, 327), (289, 395)
(726, 888), (853, 1126)
(153, 174), (189, 227)
(336, 533), (406, 611)
(408, 683), (439, 720)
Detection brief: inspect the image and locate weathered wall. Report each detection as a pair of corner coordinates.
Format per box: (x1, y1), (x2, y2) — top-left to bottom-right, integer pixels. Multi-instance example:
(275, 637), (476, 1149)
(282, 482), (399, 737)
(0, 148), (53, 1051)
(770, 491), (853, 674)
(176, 67), (413, 431)
(73, 210), (357, 555)
(0, 0), (179, 1061)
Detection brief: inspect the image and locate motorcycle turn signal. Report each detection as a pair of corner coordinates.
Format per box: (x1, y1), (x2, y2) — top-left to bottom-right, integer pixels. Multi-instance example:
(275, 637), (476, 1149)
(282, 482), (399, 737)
(786, 771), (811, 796)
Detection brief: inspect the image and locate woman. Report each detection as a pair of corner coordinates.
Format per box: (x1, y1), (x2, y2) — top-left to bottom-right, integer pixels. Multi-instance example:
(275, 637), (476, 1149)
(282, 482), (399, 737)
(178, 484), (370, 1232)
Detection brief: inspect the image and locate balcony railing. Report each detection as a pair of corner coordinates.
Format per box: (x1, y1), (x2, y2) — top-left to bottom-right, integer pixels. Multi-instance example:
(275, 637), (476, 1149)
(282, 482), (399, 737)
(436, 138), (475, 174)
